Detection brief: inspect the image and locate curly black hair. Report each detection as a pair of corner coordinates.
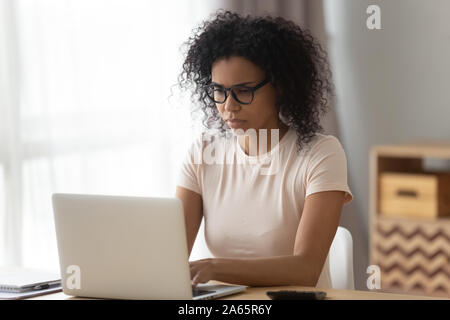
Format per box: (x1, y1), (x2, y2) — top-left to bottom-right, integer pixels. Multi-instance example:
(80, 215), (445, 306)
(178, 10), (334, 151)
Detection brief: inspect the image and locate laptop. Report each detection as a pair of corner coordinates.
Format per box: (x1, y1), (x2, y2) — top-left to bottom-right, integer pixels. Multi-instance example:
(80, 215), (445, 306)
(52, 193), (246, 300)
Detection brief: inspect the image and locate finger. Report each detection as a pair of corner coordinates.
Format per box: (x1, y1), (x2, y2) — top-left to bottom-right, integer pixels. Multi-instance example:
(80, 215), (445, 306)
(193, 270), (211, 287)
(189, 260), (205, 278)
(192, 274), (200, 288)
(190, 264), (200, 279)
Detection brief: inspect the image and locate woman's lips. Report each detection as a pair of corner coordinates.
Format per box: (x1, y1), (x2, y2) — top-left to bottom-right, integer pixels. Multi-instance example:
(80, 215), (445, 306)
(227, 119), (247, 128)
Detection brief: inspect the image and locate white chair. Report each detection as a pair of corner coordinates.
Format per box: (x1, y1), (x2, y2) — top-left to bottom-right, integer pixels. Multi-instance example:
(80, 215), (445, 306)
(328, 226), (355, 290)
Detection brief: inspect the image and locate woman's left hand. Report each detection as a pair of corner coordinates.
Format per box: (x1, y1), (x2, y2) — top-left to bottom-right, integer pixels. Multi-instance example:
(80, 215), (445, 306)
(189, 258), (220, 287)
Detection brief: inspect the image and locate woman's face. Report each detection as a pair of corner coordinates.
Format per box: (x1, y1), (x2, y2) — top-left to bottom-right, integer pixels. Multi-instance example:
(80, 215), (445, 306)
(211, 56), (280, 133)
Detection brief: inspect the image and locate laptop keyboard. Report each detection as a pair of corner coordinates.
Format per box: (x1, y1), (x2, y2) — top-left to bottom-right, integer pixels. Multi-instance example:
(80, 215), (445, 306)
(192, 288), (215, 297)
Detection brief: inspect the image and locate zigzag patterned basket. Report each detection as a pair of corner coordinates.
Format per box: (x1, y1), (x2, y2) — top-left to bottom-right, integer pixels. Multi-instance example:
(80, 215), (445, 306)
(372, 217), (450, 297)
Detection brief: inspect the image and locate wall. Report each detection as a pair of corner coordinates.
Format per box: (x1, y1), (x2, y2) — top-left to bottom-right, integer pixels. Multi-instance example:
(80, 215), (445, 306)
(323, 0), (450, 290)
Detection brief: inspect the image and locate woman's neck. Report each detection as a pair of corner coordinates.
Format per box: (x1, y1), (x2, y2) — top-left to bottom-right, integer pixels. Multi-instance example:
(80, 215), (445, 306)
(238, 122), (289, 156)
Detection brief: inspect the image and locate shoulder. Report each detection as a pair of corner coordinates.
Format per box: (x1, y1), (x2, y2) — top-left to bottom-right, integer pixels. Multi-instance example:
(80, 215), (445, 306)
(309, 133), (343, 148)
(300, 133), (345, 158)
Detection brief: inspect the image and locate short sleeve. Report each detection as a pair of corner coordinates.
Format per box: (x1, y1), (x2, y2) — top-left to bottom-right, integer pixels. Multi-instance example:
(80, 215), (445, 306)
(304, 136), (353, 204)
(176, 136), (203, 195)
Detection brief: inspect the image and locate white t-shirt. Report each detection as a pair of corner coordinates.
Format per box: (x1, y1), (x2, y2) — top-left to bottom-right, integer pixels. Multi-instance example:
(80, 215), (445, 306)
(176, 127), (353, 288)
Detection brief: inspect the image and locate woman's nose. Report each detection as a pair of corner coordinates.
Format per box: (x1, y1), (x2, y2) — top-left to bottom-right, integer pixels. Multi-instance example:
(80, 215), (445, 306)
(224, 93), (241, 112)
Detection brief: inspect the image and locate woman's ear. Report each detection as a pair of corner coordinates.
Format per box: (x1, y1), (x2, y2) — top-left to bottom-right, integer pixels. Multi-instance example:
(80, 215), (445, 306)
(274, 89), (283, 113)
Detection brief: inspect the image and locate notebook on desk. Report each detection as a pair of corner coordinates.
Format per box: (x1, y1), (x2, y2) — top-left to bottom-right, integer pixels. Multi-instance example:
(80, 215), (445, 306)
(0, 267), (61, 293)
(0, 267), (62, 299)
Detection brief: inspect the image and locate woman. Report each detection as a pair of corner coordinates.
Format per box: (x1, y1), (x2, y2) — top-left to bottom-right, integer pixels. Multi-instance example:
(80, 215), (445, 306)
(176, 10), (353, 288)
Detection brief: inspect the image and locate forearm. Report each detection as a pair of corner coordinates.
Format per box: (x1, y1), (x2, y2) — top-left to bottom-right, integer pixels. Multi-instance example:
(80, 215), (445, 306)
(213, 255), (322, 287)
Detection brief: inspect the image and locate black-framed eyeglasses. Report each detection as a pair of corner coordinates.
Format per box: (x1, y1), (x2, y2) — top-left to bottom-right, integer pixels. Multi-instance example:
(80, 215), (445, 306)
(205, 78), (270, 105)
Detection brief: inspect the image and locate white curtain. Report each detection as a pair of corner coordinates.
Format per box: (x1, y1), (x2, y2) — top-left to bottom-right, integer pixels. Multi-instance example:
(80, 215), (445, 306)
(0, 0), (223, 271)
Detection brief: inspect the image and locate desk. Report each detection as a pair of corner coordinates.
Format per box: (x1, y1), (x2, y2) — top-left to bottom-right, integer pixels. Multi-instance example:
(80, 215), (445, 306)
(28, 285), (446, 300)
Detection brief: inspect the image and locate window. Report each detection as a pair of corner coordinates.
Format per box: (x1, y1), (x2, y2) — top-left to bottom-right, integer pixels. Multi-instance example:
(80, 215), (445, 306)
(0, 0), (217, 271)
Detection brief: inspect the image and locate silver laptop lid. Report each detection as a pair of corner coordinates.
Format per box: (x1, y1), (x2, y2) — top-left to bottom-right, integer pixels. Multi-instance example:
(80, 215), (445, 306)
(52, 193), (193, 300)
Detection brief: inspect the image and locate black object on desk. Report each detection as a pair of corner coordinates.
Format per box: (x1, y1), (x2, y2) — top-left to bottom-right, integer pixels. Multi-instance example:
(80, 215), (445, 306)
(266, 290), (327, 300)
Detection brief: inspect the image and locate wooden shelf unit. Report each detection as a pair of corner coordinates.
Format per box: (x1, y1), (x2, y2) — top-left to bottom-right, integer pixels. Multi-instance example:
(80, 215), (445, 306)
(369, 141), (450, 297)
